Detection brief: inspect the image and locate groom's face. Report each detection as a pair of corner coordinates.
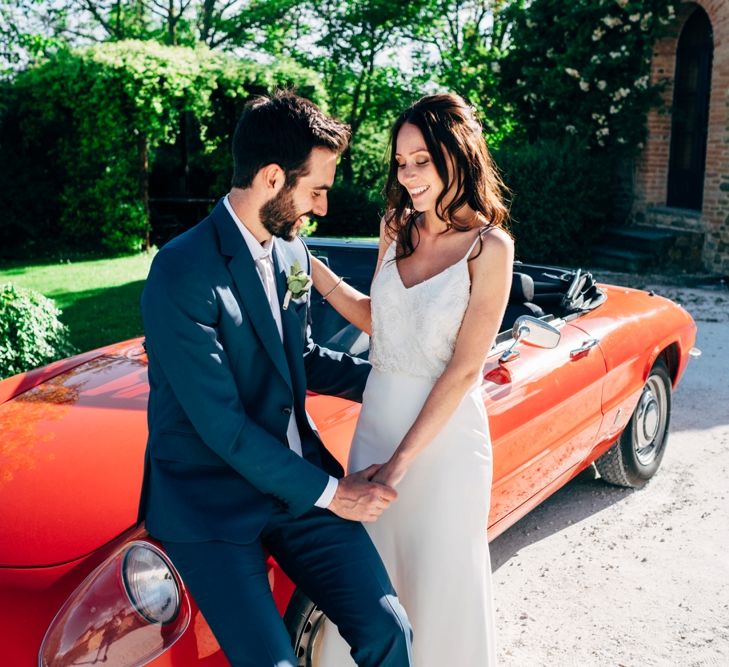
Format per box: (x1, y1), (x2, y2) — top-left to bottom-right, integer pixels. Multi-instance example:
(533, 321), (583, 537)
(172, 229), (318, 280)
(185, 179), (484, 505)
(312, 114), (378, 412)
(260, 147), (338, 241)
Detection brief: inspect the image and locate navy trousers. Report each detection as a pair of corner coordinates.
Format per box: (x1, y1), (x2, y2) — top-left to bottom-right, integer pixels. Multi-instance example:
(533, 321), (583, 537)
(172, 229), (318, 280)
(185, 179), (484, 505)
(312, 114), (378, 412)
(162, 506), (413, 667)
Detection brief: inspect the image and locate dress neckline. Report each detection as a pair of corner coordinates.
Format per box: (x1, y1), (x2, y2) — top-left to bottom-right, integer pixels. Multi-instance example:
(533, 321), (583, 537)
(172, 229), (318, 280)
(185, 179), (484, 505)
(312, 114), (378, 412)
(392, 232), (484, 290)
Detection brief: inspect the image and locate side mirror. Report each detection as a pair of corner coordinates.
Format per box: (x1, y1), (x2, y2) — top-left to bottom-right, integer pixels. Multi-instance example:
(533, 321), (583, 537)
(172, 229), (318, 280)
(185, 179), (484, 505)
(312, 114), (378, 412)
(500, 316), (561, 363)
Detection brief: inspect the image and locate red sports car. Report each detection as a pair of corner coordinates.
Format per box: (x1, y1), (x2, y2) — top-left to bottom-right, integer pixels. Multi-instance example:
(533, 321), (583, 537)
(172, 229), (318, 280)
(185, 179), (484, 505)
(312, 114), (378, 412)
(0, 239), (697, 666)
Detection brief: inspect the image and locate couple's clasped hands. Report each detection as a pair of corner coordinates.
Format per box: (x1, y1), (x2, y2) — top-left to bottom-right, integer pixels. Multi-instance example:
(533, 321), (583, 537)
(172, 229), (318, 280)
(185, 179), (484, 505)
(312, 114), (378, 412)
(329, 459), (408, 523)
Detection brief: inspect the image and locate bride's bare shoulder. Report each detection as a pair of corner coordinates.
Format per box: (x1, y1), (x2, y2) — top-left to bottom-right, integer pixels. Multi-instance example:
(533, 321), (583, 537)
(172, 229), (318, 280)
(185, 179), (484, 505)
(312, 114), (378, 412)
(479, 224), (513, 249)
(469, 224), (513, 272)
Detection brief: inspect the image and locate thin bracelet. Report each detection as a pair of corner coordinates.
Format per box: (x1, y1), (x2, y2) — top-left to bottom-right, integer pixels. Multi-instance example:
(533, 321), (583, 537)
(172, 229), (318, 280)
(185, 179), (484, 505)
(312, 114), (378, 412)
(322, 276), (343, 301)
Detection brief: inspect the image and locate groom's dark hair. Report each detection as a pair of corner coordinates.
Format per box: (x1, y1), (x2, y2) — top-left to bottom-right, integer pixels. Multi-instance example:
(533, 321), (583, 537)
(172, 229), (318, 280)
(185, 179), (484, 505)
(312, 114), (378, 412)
(231, 90), (350, 189)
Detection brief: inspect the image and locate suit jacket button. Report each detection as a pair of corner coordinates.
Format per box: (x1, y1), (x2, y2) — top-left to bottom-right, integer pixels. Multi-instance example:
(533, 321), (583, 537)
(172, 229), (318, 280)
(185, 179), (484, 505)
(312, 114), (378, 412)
(282, 407), (293, 416)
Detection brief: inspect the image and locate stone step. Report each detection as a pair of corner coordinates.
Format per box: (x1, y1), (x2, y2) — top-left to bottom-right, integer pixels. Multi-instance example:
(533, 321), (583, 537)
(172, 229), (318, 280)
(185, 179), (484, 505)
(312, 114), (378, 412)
(644, 206), (703, 231)
(639, 222), (704, 272)
(600, 226), (677, 256)
(590, 246), (656, 273)
(591, 217), (706, 272)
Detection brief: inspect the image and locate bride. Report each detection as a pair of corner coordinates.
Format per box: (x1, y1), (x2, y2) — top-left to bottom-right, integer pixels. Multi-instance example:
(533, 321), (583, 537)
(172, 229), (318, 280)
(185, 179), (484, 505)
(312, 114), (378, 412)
(312, 93), (513, 666)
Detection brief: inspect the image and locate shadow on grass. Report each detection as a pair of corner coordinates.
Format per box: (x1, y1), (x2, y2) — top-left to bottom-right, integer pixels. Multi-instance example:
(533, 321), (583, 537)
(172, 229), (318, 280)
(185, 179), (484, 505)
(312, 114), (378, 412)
(60, 280), (146, 353)
(0, 267), (30, 277)
(489, 466), (636, 571)
(0, 250), (129, 270)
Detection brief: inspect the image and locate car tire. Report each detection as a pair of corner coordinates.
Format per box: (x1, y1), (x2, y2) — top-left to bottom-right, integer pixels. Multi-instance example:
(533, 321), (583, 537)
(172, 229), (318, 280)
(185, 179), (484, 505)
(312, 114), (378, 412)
(595, 358), (672, 489)
(284, 589), (324, 667)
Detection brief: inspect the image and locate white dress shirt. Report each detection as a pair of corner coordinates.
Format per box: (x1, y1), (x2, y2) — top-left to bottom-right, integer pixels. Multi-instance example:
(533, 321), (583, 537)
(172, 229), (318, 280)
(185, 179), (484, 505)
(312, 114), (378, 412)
(224, 195), (338, 509)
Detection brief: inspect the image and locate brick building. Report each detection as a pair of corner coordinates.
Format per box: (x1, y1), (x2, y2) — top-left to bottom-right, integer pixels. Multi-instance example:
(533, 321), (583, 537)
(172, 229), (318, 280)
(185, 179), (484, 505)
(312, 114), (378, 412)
(632, 0), (728, 274)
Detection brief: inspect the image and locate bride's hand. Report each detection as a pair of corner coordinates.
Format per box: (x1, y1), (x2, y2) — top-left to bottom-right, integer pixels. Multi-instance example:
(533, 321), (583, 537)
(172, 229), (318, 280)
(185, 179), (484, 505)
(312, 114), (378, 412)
(371, 458), (409, 488)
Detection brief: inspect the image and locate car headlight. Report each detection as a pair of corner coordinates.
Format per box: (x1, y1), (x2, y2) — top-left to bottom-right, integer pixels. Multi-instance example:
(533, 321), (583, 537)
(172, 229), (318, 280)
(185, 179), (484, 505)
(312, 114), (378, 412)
(39, 541), (190, 667)
(123, 544), (180, 624)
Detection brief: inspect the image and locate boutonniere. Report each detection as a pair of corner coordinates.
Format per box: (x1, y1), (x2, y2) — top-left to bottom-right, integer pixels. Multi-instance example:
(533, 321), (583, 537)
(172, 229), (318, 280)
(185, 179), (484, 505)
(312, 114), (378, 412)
(283, 260), (313, 310)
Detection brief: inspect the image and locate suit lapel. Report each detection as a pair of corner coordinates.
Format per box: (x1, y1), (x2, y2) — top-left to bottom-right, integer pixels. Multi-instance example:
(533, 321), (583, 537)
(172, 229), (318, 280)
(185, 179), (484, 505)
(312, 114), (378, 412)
(274, 242), (324, 464)
(213, 201), (292, 390)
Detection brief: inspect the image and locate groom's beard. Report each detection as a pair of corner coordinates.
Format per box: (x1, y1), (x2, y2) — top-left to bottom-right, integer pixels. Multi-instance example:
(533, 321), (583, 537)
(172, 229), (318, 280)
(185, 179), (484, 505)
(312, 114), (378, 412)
(259, 187), (307, 241)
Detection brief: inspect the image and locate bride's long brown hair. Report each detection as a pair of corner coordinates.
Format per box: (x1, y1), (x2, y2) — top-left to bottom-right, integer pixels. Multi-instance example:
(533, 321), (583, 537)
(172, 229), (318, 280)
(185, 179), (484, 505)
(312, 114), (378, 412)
(383, 93), (510, 260)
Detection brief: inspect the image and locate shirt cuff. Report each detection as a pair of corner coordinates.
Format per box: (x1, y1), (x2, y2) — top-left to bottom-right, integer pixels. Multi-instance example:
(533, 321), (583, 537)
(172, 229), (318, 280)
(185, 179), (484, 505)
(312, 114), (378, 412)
(314, 476), (339, 508)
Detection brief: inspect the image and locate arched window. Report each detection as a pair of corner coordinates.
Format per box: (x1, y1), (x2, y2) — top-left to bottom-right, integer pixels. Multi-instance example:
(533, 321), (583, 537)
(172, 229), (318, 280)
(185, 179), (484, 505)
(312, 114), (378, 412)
(666, 7), (713, 211)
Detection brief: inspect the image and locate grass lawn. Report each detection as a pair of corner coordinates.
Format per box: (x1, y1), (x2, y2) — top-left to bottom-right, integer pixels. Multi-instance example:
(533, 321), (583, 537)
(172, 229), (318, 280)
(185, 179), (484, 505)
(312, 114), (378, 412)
(0, 236), (369, 355)
(0, 253), (155, 353)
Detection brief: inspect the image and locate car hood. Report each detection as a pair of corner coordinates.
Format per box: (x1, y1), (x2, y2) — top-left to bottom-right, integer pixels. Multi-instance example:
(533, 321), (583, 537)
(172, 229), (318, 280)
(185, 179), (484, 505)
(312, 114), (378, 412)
(0, 341), (149, 567)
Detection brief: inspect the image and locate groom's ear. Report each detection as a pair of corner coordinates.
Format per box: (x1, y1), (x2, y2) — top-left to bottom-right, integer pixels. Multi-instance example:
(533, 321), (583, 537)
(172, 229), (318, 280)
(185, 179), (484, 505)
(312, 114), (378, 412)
(257, 163), (286, 194)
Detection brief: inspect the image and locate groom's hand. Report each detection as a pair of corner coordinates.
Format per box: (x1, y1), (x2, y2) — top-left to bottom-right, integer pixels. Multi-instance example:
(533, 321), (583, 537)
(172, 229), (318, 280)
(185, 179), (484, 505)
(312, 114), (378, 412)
(328, 464), (397, 523)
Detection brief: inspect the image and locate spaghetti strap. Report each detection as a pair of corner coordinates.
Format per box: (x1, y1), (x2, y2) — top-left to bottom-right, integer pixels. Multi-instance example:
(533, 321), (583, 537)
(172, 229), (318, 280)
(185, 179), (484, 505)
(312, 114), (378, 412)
(465, 226), (491, 260)
(384, 237), (398, 260)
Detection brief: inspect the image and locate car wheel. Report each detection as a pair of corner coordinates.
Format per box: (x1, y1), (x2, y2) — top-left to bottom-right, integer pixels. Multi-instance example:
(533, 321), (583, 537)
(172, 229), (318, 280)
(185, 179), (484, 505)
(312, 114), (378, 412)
(284, 590), (325, 667)
(595, 358), (672, 489)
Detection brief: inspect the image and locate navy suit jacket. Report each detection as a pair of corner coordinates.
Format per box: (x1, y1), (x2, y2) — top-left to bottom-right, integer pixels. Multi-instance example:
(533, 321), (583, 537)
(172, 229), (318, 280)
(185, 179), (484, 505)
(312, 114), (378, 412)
(139, 199), (370, 543)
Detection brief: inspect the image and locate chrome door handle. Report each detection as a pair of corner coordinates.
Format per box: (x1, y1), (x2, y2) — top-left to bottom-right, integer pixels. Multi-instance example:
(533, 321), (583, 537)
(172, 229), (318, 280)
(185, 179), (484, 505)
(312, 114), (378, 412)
(570, 338), (599, 359)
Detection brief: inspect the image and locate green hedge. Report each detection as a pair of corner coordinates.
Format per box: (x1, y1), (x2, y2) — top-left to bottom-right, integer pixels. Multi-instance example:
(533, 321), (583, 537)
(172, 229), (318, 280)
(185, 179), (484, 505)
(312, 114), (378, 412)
(313, 181), (382, 237)
(494, 138), (614, 265)
(0, 41), (325, 257)
(310, 137), (613, 268)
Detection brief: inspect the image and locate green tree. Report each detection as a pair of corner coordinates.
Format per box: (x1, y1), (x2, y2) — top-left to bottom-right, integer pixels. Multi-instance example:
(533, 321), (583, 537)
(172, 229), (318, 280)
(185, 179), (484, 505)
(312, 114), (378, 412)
(0, 0), (69, 76)
(1, 0), (308, 61)
(67, 0), (300, 47)
(410, 0), (518, 143)
(295, 0), (433, 186)
(197, 0), (306, 51)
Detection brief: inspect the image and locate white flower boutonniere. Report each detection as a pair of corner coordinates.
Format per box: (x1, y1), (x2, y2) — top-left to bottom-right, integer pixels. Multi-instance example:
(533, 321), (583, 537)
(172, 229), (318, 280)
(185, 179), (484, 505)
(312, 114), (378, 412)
(283, 260), (313, 310)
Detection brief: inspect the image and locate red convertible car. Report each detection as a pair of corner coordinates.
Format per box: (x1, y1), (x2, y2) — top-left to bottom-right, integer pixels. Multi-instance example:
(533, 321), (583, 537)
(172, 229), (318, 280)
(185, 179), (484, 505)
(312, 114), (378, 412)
(0, 239), (697, 666)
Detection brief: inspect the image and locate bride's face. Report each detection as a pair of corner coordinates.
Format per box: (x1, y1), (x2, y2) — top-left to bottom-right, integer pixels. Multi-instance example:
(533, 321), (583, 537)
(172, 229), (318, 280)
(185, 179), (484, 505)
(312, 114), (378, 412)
(395, 123), (444, 213)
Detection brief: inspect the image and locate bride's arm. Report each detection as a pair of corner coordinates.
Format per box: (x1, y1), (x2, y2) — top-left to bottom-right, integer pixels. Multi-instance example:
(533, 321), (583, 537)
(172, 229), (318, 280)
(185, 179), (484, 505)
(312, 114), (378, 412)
(310, 255), (372, 334)
(310, 219), (392, 336)
(372, 228), (514, 488)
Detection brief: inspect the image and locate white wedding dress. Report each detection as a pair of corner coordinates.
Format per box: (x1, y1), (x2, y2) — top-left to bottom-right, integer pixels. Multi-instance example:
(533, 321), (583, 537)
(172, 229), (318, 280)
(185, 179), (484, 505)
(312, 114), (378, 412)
(316, 237), (497, 667)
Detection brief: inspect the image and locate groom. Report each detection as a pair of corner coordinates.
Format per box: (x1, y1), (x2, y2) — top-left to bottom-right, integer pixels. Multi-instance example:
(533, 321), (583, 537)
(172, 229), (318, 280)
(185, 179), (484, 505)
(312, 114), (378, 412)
(139, 92), (413, 666)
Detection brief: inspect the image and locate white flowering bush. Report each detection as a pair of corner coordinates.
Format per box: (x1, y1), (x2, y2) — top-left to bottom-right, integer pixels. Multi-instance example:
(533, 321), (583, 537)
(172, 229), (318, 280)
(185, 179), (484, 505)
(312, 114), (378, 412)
(500, 0), (678, 154)
(0, 284), (75, 379)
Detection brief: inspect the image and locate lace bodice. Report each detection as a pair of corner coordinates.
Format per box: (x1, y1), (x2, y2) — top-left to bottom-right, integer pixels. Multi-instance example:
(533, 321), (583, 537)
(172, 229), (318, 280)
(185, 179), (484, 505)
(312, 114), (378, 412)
(369, 237), (480, 380)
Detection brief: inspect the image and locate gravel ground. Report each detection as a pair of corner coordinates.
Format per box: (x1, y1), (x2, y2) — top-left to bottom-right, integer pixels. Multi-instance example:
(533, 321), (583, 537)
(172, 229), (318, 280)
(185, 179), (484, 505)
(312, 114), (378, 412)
(491, 273), (729, 667)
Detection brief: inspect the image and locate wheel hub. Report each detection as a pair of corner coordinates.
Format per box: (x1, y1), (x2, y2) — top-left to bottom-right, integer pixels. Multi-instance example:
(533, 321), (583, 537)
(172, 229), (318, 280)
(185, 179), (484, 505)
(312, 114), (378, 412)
(634, 380), (665, 466)
(641, 396), (659, 441)
(295, 607), (326, 666)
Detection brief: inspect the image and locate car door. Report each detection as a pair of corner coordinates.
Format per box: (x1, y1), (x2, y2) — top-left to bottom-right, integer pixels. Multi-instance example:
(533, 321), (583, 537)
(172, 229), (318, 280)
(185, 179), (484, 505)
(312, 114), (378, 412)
(567, 287), (689, 452)
(484, 319), (607, 528)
